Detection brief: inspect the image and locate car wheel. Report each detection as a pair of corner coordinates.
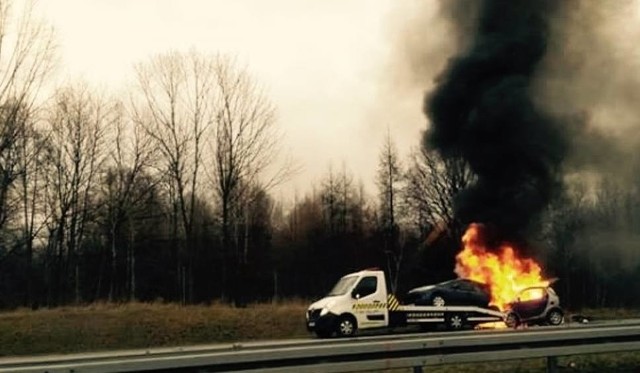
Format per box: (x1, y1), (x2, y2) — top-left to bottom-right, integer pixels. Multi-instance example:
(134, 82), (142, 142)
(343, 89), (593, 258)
(547, 309), (564, 326)
(505, 312), (519, 328)
(336, 315), (357, 337)
(446, 313), (465, 330)
(431, 294), (446, 307)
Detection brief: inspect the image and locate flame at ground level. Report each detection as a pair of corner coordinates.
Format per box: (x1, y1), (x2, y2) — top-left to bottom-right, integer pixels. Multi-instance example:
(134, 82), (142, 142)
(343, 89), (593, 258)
(455, 223), (549, 310)
(476, 321), (507, 329)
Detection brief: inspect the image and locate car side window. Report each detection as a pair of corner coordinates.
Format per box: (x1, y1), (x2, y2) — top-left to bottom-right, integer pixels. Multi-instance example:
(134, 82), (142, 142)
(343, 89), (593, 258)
(470, 283), (486, 294)
(519, 288), (546, 302)
(353, 276), (377, 298)
(458, 281), (475, 291)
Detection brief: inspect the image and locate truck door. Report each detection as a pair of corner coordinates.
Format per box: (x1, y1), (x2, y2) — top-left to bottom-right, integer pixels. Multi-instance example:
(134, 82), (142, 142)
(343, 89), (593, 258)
(351, 275), (388, 329)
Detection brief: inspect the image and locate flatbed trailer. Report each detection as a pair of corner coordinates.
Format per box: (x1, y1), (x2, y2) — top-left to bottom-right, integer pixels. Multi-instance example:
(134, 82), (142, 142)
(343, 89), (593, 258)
(306, 269), (505, 338)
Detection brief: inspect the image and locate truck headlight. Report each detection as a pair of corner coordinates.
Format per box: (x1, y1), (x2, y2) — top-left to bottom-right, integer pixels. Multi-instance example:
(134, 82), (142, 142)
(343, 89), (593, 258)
(320, 307), (329, 316)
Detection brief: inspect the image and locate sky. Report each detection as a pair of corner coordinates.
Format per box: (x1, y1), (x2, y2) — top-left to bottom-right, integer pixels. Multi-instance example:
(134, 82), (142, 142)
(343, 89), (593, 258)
(31, 0), (443, 201)
(28, 0), (640, 270)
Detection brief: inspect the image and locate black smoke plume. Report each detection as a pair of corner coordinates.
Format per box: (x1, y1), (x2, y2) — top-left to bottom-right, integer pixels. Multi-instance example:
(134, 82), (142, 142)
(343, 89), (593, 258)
(424, 0), (568, 242)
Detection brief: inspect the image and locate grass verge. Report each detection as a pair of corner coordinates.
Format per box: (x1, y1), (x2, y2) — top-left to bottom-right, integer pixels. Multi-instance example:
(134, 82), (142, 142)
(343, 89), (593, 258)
(0, 301), (309, 356)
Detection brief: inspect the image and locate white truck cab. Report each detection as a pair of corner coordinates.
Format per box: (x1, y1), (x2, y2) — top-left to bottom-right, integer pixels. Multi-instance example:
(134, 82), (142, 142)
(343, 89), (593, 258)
(306, 269), (389, 337)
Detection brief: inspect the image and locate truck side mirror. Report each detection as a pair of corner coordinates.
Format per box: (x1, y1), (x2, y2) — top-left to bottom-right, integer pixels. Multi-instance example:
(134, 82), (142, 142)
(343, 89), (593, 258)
(351, 290), (360, 299)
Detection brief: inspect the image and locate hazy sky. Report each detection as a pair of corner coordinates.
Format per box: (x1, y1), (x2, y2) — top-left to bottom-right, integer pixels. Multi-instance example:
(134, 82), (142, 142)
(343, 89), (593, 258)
(33, 0), (443, 200)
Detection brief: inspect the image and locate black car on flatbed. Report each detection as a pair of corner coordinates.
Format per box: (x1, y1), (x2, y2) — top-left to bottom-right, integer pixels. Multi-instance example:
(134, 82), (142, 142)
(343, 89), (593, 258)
(403, 278), (492, 308)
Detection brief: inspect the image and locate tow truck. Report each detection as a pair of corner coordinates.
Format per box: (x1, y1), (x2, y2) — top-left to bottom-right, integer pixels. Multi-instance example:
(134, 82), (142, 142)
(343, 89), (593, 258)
(306, 268), (505, 338)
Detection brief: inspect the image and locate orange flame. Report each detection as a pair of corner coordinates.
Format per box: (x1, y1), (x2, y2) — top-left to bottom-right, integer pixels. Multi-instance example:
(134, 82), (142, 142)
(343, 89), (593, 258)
(455, 223), (549, 310)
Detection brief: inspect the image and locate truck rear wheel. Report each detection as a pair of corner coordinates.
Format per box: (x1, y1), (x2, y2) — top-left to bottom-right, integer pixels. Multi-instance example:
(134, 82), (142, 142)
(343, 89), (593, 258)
(336, 315), (357, 337)
(446, 313), (465, 330)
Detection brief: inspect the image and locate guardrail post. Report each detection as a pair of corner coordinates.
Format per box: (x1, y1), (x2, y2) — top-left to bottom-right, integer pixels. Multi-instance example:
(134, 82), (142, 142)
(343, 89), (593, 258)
(413, 366), (424, 373)
(546, 356), (558, 373)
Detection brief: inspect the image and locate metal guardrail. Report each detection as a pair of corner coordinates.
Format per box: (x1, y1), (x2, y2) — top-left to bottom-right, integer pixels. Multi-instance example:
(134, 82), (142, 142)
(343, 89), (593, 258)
(2, 321), (640, 373)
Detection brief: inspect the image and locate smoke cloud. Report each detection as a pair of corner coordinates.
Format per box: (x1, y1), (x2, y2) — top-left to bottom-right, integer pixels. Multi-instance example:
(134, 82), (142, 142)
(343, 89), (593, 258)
(424, 0), (567, 240)
(387, 0), (640, 278)
(535, 0), (640, 177)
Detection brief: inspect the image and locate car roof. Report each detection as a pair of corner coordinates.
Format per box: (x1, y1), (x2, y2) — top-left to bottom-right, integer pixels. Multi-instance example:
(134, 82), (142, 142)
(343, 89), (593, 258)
(408, 278), (487, 293)
(519, 286), (549, 292)
(439, 278), (486, 286)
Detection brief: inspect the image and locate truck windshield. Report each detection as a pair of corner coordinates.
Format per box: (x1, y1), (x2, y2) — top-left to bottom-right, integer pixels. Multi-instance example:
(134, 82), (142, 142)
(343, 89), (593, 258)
(327, 276), (358, 296)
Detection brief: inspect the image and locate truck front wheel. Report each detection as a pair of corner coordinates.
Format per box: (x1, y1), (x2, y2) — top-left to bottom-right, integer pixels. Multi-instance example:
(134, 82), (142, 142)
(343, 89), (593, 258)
(336, 315), (357, 337)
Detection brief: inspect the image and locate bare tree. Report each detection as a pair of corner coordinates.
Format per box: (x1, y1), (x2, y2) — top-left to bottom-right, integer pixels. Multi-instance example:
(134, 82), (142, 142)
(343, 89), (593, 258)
(99, 102), (155, 302)
(15, 107), (52, 306)
(0, 103), (27, 247)
(404, 148), (473, 242)
(44, 84), (108, 304)
(133, 51), (213, 303)
(0, 0), (55, 237)
(541, 181), (588, 307)
(375, 130), (403, 292)
(320, 164), (355, 236)
(0, 0), (55, 307)
(133, 51), (292, 304)
(321, 166), (340, 236)
(209, 55), (289, 303)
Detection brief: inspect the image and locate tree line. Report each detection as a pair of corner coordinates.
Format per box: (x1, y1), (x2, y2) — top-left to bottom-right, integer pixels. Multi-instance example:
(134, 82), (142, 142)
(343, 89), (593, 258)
(0, 0), (638, 310)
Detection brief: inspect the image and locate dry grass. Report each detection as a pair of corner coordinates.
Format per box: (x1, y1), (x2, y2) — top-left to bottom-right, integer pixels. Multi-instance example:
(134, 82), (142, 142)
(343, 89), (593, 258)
(570, 308), (640, 320)
(0, 301), (309, 356)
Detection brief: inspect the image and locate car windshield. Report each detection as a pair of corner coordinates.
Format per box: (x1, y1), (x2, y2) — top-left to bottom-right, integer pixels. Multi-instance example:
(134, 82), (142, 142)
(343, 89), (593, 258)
(327, 275), (358, 296)
(518, 287), (546, 302)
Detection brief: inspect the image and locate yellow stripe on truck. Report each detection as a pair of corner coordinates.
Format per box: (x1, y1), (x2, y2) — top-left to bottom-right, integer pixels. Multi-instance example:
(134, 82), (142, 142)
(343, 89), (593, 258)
(352, 302), (387, 310)
(387, 294), (399, 311)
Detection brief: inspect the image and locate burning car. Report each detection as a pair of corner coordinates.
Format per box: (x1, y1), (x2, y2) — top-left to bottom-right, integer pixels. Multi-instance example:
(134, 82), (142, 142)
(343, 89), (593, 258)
(403, 278), (492, 308)
(504, 286), (563, 328)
